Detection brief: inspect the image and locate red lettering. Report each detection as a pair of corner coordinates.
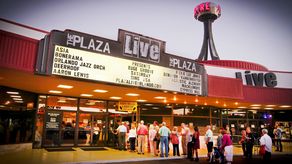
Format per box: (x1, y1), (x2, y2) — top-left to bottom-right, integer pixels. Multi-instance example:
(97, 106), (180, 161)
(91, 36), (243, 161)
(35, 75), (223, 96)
(194, 7), (198, 17)
(216, 5), (221, 14)
(199, 4), (205, 12)
(205, 2), (210, 11)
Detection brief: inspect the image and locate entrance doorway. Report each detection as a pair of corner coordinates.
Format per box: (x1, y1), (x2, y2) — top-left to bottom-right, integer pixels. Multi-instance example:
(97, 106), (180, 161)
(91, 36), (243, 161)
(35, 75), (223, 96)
(77, 112), (106, 146)
(43, 110), (76, 147)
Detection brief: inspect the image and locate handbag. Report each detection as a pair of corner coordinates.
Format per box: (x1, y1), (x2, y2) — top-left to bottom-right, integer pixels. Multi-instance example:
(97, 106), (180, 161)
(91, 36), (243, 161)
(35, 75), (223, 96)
(259, 145), (266, 155)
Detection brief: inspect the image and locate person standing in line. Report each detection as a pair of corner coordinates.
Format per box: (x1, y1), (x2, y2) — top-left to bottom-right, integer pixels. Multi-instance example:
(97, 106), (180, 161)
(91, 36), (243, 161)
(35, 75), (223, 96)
(170, 126), (180, 156)
(193, 126), (200, 162)
(180, 123), (188, 155)
(217, 128), (224, 163)
(153, 121), (160, 155)
(159, 122), (171, 157)
(274, 125), (283, 152)
(187, 123), (194, 160)
(149, 124), (157, 156)
(239, 129), (247, 158)
(245, 127), (255, 159)
(137, 120), (148, 154)
(205, 125), (214, 162)
(128, 124), (137, 152)
(117, 121), (127, 151)
(260, 129), (272, 161)
(221, 129), (233, 164)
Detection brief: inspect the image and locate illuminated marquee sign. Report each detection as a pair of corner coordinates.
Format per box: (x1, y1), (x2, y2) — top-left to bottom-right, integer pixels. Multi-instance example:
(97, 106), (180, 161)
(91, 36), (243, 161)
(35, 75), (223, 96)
(36, 29), (207, 96)
(123, 32), (161, 63)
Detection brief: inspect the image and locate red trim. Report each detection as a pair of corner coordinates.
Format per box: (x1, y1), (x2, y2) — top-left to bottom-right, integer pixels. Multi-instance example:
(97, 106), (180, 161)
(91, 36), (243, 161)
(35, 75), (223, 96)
(242, 86), (292, 105)
(0, 30), (39, 43)
(0, 30), (38, 72)
(0, 18), (49, 34)
(208, 75), (243, 99)
(199, 60), (269, 71)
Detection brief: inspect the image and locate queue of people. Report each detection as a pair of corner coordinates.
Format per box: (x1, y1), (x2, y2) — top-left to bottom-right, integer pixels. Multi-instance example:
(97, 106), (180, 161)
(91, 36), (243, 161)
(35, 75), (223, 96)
(113, 120), (275, 163)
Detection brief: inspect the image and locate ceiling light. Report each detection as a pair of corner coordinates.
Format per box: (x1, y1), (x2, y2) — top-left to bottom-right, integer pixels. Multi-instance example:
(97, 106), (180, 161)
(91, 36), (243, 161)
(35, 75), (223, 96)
(215, 101), (219, 104)
(49, 90), (62, 94)
(4, 101), (10, 105)
(173, 96), (177, 101)
(224, 104), (227, 107)
(251, 107), (261, 109)
(204, 102), (207, 105)
(126, 93), (139, 96)
(13, 98), (23, 101)
(195, 99), (199, 102)
(15, 101), (23, 103)
(173, 92), (177, 94)
(154, 96), (166, 99)
(184, 101), (187, 104)
(163, 91), (168, 93)
(238, 106), (247, 109)
(235, 102), (238, 105)
(85, 102), (95, 105)
(39, 95), (46, 99)
(80, 94), (93, 97)
(110, 96), (121, 100)
(144, 104), (153, 106)
(264, 107), (274, 110)
(10, 95), (21, 98)
(250, 104), (261, 107)
(163, 99), (167, 103)
(280, 105), (291, 108)
(57, 100), (66, 103)
(137, 99), (147, 102)
(93, 89), (108, 93)
(66, 98), (77, 101)
(57, 84), (73, 89)
(266, 105), (276, 107)
(7, 91), (19, 94)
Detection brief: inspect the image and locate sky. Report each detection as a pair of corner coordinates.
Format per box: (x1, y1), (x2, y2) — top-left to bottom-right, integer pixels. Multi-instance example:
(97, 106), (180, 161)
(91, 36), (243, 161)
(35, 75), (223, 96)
(0, 0), (292, 72)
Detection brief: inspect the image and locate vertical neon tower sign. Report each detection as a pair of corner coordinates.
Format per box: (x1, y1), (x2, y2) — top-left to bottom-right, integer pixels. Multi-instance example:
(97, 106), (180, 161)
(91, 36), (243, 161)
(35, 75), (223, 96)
(194, 2), (221, 61)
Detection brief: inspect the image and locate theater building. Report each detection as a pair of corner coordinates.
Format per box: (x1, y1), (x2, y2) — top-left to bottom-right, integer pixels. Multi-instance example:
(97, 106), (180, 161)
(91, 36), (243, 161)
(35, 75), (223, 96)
(0, 17), (292, 148)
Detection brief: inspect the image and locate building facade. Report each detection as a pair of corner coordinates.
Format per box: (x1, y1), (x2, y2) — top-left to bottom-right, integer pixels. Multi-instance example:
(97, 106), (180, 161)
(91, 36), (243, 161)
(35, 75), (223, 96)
(0, 18), (292, 148)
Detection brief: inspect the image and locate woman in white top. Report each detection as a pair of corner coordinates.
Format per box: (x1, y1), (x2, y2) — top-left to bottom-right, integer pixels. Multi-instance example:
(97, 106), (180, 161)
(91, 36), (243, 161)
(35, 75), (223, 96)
(149, 124), (157, 156)
(128, 125), (137, 152)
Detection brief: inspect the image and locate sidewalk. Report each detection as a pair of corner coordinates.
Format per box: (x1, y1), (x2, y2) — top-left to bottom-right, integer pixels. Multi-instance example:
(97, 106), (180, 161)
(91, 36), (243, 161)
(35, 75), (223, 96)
(1, 143), (292, 164)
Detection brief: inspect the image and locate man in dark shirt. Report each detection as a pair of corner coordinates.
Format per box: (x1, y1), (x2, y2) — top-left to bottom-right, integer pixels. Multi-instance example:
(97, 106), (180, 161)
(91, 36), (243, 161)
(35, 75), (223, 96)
(245, 127), (255, 159)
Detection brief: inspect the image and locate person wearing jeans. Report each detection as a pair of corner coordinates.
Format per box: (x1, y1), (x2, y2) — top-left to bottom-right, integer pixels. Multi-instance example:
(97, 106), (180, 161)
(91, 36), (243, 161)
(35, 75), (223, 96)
(159, 122), (171, 157)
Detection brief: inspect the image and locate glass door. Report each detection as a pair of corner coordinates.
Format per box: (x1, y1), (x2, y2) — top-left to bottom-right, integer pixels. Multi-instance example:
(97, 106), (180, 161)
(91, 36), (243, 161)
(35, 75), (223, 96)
(78, 99), (106, 146)
(60, 111), (76, 146)
(44, 110), (62, 147)
(43, 96), (77, 147)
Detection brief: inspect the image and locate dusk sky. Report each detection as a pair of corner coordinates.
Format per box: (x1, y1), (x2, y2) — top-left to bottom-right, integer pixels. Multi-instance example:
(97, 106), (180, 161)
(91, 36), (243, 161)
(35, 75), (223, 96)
(1, 0), (292, 72)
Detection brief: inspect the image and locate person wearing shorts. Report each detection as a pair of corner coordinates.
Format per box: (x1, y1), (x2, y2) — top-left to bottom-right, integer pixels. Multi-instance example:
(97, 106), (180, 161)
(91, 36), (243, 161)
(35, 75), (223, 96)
(205, 125), (214, 161)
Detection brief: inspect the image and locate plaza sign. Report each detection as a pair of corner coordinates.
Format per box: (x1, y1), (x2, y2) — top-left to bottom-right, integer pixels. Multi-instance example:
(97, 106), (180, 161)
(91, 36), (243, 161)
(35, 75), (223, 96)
(36, 29), (207, 96)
